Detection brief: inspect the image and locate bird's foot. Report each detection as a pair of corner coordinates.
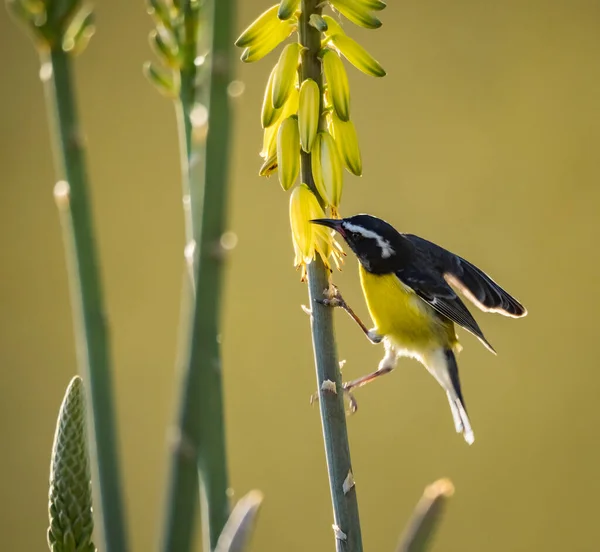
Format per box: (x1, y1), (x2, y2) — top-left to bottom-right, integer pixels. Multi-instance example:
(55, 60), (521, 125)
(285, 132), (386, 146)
(316, 283), (346, 309)
(316, 285), (382, 344)
(310, 366), (360, 415)
(310, 386), (360, 415)
(342, 383), (360, 414)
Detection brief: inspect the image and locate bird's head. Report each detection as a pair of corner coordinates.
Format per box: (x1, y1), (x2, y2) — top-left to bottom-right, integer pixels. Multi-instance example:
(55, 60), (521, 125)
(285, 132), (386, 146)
(311, 214), (403, 272)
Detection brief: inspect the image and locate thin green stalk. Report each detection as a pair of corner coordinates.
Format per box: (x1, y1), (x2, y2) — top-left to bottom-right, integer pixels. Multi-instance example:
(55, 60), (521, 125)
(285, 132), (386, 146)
(299, 2), (363, 551)
(160, 6), (201, 551)
(44, 47), (128, 552)
(161, 1), (233, 550)
(175, 5), (200, 257)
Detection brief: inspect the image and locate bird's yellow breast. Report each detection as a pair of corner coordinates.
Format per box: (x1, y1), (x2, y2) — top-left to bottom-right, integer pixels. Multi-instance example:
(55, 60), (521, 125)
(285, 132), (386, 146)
(359, 264), (456, 350)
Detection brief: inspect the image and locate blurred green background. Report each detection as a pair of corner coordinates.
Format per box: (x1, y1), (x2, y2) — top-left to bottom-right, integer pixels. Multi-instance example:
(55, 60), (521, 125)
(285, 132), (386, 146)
(2, 1), (600, 551)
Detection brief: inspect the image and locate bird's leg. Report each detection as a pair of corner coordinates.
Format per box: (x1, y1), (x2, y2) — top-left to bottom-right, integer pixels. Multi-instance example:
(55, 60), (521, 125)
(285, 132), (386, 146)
(317, 284), (382, 344)
(343, 346), (397, 413)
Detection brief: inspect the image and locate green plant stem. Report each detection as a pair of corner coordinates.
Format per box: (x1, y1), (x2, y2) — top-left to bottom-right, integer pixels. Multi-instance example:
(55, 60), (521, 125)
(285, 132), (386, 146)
(43, 47), (128, 552)
(299, 2), (363, 551)
(161, 6), (202, 552)
(161, 1), (233, 551)
(175, 9), (199, 257)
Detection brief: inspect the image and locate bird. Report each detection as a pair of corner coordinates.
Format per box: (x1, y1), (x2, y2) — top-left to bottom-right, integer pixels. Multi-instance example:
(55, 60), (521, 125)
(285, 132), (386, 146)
(311, 214), (527, 444)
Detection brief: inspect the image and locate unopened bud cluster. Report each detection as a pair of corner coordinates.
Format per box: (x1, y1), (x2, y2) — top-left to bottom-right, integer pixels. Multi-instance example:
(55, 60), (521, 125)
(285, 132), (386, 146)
(7, 0), (95, 53)
(144, 0), (203, 98)
(236, 1), (386, 279)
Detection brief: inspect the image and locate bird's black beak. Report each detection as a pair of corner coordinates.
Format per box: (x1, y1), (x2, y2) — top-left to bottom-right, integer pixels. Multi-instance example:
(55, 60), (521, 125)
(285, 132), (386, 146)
(310, 218), (344, 235)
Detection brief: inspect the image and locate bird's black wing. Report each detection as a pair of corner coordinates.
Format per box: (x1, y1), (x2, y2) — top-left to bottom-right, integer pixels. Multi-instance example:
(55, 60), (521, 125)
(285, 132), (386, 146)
(395, 266), (496, 353)
(404, 234), (527, 318)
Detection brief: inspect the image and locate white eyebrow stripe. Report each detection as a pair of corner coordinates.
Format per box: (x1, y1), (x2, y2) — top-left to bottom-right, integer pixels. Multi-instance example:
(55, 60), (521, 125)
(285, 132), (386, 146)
(343, 222), (395, 258)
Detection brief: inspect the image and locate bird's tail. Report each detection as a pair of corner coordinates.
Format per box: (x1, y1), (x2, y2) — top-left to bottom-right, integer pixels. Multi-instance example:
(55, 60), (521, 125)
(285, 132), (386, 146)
(443, 349), (474, 445)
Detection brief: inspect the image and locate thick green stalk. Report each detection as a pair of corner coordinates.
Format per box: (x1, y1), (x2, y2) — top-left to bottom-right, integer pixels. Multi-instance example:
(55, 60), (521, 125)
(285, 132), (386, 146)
(299, 2), (363, 551)
(43, 48), (128, 552)
(161, 1), (233, 551)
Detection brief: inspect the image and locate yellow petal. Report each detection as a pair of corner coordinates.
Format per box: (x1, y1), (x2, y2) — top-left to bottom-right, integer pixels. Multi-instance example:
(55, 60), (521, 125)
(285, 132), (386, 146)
(289, 184), (344, 279)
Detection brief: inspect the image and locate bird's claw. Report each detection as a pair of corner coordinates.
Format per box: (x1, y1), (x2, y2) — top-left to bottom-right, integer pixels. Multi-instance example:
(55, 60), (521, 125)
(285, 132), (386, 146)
(310, 383), (359, 415)
(343, 384), (359, 414)
(316, 284), (347, 309)
(317, 296), (346, 308)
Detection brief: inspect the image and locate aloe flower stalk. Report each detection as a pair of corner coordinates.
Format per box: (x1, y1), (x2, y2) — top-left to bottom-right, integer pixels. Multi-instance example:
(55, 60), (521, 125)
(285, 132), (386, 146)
(7, 1), (128, 550)
(235, 0), (387, 549)
(145, 1), (234, 550)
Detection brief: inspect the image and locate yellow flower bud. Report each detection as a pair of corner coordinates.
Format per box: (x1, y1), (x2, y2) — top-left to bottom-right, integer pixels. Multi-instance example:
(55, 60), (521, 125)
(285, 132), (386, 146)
(239, 18), (297, 63)
(298, 78), (320, 153)
(329, 0), (382, 29)
(320, 131), (344, 213)
(330, 33), (386, 77)
(329, 111), (362, 176)
(290, 184), (314, 267)
(261, 65), (280, 128)
(236, 4), (280, 47)
(321, 48), (350, 121)
(261, 121), (278, 160)
(311, 131), (344, 215)
(259, 83), (299, 176)
(272, 43), (303, 108)
(277, 116), (301, 191)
